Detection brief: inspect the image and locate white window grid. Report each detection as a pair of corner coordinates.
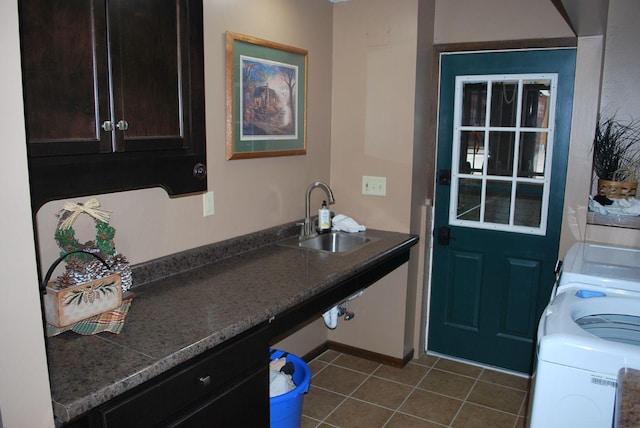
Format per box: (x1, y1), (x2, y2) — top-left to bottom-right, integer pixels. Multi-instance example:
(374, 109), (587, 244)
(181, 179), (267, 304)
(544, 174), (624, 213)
(449, 73), (558, 235)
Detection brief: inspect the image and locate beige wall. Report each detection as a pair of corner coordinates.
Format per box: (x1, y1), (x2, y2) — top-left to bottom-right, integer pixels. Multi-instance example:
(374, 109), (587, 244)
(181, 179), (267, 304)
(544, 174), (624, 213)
(584, 0), (640, 248)
(33, 0), (337, 358)
(33, 0), (426, 361)
(326, 0), (419, 359)
(599, 0), (640, 115)
(35, 0), (335, 269)
(1, 1), (55, 426)
(7, 0), (640, 424)
(560, 35), (605, 256)
(19, 0), (336, 423)
(434, 0), (574, 44)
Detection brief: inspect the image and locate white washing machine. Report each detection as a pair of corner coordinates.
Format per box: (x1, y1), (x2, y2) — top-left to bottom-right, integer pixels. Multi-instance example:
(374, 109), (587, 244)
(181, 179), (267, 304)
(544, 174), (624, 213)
(528, 242), (640, 428)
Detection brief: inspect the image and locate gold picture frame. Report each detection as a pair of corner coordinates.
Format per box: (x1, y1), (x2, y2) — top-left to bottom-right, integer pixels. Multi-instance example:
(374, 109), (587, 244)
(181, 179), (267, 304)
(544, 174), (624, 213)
(225, 32), (308, 160)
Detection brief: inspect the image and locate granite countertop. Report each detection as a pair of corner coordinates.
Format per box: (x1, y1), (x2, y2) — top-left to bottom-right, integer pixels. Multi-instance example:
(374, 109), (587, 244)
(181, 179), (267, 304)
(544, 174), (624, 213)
(45, 222), (418, 422)
(616, 367), (640, 427)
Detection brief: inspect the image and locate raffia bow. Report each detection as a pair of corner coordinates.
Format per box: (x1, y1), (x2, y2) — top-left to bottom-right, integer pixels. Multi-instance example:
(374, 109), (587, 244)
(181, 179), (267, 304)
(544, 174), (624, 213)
(58, 198), (111, 230)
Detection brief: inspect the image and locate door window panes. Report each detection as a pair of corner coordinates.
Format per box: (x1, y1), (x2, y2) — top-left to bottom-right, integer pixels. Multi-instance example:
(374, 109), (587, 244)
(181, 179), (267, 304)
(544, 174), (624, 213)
(457, 178), (482, 221)
(514, 183), (543, 227)
(484, 180), (511, 225)
(488, 131), (515, 176)
(490, 81), (518, 127)
(450, 74), (557, 235)
(521, 80), (551, 128)
(459, 131), (485, 175)
(461, 83), (487, 126)
(518, 132), (547, 178)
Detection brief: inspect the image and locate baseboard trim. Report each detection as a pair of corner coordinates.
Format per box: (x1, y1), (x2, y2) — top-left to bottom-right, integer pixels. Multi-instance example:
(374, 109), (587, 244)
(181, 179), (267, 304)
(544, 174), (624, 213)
(301, 341), (414, 368)
(300, 342), (331, 363)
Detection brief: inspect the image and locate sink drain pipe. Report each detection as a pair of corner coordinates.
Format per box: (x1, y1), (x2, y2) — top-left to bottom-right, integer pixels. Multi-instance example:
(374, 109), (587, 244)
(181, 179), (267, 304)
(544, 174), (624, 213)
(322, 290), (364, 329)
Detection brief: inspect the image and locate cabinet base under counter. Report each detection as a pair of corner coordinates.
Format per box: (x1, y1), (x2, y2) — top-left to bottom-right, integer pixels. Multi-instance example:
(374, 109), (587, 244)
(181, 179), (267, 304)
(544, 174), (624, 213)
(60, 326), (269, 428)
(48, 226), (419, 426)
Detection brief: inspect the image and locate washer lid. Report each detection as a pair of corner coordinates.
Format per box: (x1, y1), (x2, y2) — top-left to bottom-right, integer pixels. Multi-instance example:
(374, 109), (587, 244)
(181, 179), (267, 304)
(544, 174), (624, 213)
(576, 313), (640, 346)
(559, 242), (640, 292)
(537, 289), (640, 371)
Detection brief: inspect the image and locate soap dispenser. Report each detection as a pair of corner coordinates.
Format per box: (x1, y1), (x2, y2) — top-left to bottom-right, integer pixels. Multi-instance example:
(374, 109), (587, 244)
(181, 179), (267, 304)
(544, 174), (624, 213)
(318, 200), (331, 233)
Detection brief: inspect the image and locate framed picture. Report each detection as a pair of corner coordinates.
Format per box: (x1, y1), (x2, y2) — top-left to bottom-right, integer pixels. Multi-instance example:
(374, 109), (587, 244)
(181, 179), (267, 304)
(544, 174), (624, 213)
(225, 32), (308, 160)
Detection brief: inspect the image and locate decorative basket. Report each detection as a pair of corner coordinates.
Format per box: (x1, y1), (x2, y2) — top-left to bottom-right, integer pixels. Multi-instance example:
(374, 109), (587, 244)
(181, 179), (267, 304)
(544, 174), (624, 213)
(43, 198), (134, 336)
(43, 251), (122, 328)
(53, 198), (132, 292)
(598, 168), (638, 199)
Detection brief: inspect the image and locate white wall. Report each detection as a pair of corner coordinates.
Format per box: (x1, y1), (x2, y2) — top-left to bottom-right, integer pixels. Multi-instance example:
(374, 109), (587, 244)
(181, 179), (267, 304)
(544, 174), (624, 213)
(0, 1), (54, 426)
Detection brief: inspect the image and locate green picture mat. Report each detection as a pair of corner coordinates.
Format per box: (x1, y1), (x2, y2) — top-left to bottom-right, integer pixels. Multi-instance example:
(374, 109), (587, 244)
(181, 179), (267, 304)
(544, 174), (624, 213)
(232, 39), (306, 154)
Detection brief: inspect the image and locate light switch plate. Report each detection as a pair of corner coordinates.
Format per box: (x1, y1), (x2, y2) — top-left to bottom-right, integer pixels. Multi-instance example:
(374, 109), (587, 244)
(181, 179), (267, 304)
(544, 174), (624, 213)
(362, 176), (387, 196)
(203, 191), (214, 217)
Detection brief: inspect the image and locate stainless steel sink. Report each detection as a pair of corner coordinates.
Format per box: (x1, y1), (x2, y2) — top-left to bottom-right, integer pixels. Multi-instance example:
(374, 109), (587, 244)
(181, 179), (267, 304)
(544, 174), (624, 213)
(279, 232), (375, 254)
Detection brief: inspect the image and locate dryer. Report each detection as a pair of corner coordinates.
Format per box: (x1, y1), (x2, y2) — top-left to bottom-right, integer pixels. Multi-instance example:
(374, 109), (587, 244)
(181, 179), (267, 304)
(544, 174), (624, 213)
(528, 242), (640, 428)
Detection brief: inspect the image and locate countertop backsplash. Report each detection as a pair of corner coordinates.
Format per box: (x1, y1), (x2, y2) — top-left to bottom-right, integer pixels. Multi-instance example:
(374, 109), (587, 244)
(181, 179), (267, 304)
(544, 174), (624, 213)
(130, 221), (300, 287)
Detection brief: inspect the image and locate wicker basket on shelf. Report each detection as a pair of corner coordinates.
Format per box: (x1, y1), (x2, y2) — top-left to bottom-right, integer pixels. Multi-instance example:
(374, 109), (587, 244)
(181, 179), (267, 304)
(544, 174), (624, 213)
(598, 167), (638, 199)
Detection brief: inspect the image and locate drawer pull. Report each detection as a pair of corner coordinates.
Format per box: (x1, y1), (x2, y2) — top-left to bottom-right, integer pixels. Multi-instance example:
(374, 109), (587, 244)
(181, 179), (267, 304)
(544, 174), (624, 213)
(198, 375), (211, 388)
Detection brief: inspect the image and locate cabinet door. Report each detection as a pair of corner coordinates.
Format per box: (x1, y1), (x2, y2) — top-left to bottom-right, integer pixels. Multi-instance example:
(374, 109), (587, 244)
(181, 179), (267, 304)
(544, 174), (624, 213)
(19, 0), (112, 156)
(169, 368), (269, 427)
(96, 326), (269, 428)
(19, 0), (207, 210)
(107, 0), (192, 152)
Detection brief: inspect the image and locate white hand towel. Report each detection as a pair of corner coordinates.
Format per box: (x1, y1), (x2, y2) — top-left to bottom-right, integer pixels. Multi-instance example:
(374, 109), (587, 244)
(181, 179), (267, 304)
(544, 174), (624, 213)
(332, 214), (366, 233)
(322, 306), (338, 329)
(589, 196), (640, 216)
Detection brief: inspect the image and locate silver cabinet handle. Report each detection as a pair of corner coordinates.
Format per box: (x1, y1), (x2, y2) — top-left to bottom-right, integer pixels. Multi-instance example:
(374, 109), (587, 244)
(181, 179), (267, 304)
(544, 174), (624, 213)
(198, 375), (211, 387)
(116, 120), (129, 131)
(102, 121), (113, 132)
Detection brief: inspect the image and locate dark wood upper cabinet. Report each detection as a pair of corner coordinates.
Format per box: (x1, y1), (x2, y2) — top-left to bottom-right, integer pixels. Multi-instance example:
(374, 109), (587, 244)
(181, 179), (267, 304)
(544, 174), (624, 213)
(19, 0), (207, 211)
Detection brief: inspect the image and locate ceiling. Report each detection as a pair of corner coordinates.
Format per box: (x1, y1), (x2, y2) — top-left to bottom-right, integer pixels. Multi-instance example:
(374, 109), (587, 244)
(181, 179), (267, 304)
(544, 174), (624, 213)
(551, 0), (610, 36)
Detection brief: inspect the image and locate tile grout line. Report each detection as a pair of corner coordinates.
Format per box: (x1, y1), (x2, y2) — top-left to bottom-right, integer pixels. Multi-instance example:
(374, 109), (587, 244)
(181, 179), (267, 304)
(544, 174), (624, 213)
(381, 357), (440, 427)
(513, 390), (529, 428)
(314, 358), (382, 427)
(444, 366), (484, 427)
(306, 352), (528, 427)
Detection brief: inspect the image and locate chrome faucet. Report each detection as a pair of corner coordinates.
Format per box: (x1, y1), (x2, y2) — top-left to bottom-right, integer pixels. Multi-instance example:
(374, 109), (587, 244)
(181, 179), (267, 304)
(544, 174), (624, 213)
(302, 181), (335, 238)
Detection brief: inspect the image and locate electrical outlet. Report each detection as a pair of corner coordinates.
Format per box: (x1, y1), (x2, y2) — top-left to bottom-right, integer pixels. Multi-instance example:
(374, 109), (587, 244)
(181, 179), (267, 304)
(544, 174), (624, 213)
(203, 191), (214, 217)
(362, 176), (387, 196)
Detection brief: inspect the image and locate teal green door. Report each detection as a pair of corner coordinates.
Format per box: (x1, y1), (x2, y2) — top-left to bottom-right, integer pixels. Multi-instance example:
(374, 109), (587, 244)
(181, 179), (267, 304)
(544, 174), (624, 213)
(428, 49), (576, 374)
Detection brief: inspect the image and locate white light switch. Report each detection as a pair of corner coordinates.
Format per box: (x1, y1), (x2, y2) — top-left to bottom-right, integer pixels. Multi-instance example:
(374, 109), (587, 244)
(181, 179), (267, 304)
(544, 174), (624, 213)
(362, 176), (387, 196)
(203, 191), (214, 217)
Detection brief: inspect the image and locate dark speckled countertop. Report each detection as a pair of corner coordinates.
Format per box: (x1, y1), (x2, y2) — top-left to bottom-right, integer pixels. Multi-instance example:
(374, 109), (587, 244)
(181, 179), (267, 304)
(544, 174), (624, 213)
(616, 368), (640, 427)
(45, 222), (418, 423)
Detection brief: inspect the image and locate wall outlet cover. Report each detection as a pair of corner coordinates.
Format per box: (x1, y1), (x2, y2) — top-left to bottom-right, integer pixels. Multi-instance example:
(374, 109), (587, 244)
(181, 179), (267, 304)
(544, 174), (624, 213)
(203, 191), (214, 217)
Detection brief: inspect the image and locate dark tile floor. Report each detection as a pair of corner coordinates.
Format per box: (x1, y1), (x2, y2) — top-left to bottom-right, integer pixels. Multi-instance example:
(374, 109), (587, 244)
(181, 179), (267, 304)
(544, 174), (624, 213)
(301, 350), (530, 428)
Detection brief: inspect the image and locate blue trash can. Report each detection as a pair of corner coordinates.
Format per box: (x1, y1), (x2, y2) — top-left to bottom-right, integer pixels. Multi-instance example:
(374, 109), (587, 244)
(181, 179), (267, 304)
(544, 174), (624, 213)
(269, 349), (311, 428)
